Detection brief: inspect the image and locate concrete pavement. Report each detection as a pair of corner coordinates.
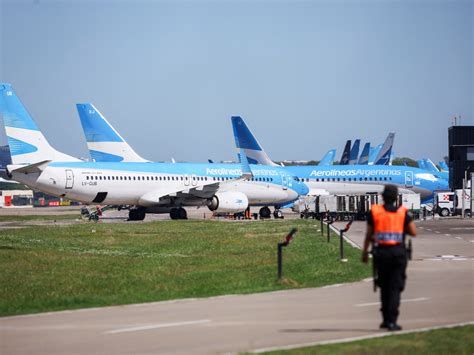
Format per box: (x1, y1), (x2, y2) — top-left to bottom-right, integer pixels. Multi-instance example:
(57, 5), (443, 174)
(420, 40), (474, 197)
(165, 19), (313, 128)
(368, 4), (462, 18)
(1, 218), (473, 354)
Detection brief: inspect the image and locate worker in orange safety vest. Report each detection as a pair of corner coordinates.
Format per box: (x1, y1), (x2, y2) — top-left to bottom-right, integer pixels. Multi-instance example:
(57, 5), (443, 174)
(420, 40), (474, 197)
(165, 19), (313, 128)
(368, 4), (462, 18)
(362, 184), (417, 331)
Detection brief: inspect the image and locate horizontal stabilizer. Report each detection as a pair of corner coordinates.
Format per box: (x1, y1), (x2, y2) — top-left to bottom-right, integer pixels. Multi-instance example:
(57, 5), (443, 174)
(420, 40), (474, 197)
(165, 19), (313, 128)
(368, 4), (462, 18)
(9, 160), (51, 174)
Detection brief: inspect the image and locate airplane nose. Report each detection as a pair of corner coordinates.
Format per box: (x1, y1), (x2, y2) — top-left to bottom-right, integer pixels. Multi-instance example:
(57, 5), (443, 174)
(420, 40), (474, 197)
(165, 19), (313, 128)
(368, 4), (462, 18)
(287, 188), (299, 201)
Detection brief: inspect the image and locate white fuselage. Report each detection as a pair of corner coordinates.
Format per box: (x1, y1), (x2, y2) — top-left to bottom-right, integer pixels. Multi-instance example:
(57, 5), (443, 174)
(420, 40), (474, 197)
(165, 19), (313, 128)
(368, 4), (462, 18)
(12, 165), (298, 207)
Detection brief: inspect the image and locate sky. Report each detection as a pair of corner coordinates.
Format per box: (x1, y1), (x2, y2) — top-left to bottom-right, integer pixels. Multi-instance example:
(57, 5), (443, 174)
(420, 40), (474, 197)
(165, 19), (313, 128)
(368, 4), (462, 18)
(0, 0), (472, 164)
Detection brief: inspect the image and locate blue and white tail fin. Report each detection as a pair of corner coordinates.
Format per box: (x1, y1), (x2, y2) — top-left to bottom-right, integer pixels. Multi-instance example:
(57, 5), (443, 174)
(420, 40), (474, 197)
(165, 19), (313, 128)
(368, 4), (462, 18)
(348, 139), (360, 165)
(438, 161), (448, 171)
(368, 143), (382, 165)
(420, 158), (448, 180)
(231, 116), (278, 166)
(76, 103), (149, 163)
(357, 142), (370, 165)
(0, 83), (79, 165)
(374, 132), (395, 165)
(422, 158), (440, 173)
(417, 159), (427, 170)
(318, 149), (336, 166)
(339, 140), (351, 165)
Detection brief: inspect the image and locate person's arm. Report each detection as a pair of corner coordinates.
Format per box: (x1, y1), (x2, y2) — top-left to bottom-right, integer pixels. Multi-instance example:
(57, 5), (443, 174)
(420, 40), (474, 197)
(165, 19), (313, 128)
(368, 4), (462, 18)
(404, 211), (417, 237)
(362, 225), (374, 263)
(405, 221), (416, 237)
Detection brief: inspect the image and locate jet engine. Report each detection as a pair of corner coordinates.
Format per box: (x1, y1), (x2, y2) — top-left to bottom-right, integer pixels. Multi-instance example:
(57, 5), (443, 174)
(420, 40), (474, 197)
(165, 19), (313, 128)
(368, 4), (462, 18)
(208, 191), (249, 213)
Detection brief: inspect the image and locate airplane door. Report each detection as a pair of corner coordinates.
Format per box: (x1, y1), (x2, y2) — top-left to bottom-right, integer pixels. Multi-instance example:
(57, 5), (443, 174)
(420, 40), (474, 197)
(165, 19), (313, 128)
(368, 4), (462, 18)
(65, 169), (74, 189)
(405, 171), (414, 188)
(281, 175), (288, 190)
(184, 174), (190, 186)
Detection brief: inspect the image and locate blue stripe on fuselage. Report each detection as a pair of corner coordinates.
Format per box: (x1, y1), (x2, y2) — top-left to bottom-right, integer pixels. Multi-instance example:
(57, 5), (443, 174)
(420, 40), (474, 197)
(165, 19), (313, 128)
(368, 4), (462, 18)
(49, 161), (285, 179)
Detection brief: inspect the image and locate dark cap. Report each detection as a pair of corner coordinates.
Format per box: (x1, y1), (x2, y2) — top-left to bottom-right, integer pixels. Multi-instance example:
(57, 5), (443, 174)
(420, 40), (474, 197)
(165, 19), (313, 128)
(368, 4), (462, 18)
(382, 184), (398, 203)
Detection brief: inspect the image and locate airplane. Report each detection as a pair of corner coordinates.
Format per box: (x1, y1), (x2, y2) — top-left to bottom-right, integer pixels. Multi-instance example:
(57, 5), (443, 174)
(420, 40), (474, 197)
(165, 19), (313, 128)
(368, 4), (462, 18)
(230, 116), (449, 203)
(0, 84), (309, 221)
(357, 142), (371, 165)
(339, 140), (351, 165)
(348, 139), (360, 165)
(75, 103), (311, 219)
(318, 149), (336, 166)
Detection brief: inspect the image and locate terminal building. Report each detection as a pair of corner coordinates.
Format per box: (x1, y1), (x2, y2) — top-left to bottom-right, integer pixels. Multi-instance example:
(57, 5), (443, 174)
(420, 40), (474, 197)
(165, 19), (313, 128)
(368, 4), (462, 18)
(448, 126), (474, 190)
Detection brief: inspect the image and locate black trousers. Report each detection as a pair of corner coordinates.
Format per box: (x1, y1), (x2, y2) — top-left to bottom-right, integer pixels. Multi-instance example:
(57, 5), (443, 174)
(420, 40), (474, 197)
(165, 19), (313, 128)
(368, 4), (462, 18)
(374, 245), (407, 324)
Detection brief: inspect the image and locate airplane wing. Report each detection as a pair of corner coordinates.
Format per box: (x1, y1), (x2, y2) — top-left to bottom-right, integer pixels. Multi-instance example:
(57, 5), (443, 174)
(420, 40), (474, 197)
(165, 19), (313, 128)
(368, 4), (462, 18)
(138, 176), (251, 206)
(139, 149), (253, 206)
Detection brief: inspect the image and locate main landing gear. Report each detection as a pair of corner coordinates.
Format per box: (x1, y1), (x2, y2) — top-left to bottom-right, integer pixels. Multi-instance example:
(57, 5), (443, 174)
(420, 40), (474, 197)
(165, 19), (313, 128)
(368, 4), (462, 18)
(128, 207), (146, 221)
(258, 206), (284, 219)
(259, 206), (271, 219)
(170, 207), (188, 220)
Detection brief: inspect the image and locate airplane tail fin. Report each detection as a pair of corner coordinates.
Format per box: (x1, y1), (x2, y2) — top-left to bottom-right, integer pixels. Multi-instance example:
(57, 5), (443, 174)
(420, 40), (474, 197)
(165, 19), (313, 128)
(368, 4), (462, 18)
(76, 103), (149, 163)
(422, 158), (440, 173)
(417, 159), (427, 170)
(368, 143), (382, 165)
(339, 140), (351, 165)
(348, 139), (360, 165)
(231, 116), (278, 166)
(0, 83), (79, 165)
(374, 132), (395, 165)
(438, 161), (448, 171)
(358, 142), (371, 165)
(318, 149), (336, 166)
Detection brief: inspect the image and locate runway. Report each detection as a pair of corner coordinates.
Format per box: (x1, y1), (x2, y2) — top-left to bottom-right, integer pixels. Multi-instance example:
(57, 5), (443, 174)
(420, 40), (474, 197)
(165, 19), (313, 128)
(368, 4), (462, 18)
(1, 218), (473, 354)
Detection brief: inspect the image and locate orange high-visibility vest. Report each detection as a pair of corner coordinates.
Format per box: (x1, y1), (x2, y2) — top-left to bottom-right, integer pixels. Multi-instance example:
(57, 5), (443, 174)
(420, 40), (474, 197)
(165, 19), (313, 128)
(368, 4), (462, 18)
(372, 204), (407, 246)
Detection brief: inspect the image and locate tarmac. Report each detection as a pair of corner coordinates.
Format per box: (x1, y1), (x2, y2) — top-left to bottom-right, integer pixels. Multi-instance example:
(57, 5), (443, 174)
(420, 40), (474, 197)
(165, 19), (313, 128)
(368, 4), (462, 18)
(0, 216), (473, 354)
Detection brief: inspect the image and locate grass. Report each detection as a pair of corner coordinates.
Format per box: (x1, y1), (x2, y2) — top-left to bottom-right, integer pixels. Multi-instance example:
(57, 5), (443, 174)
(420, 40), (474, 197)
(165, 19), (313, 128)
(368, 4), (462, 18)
(0, 214), (80, 222)
(0, 219), (370, 316)
(262, 325), (474, 355)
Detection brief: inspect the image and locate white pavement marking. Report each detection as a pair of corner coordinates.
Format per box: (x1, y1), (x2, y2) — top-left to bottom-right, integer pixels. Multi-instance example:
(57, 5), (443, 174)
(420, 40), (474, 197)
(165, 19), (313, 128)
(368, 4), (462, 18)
(354, 297), (429, 307)
(250, 321), (474, 353)
(435, 231), (440, 234)
(426, 229), (432, 232)
(105, 319), (211, 334)
(445, 234), (451, 237)
(321, 283), (344, 289)
(456, 237), (463, 240)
